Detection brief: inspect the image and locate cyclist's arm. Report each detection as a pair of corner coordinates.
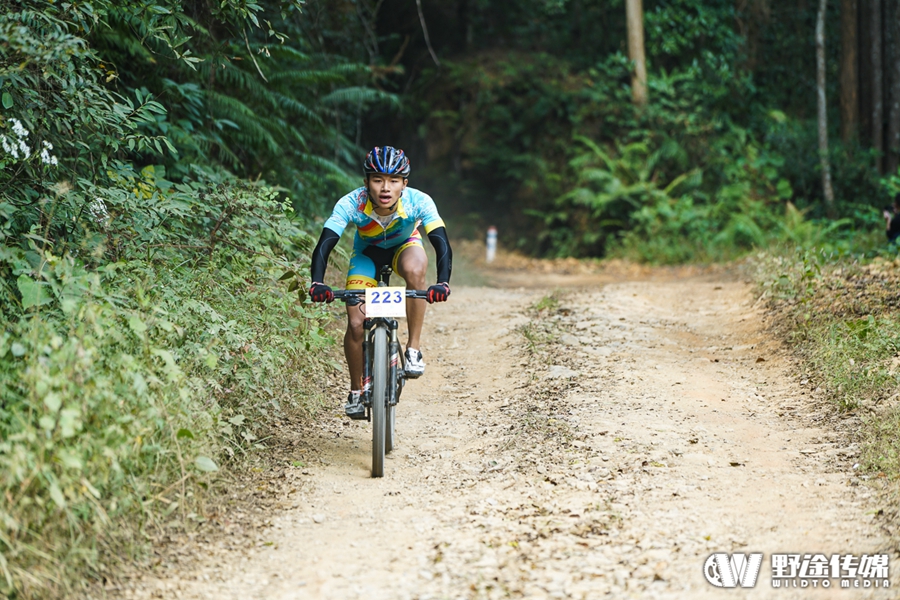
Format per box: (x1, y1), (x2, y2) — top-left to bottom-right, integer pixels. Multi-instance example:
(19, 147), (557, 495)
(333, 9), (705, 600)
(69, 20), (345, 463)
(310, 228), (341, 283)
(311, 193), (358, 282)
(413, 190), (451, 284)
(426, 226), (452, 284)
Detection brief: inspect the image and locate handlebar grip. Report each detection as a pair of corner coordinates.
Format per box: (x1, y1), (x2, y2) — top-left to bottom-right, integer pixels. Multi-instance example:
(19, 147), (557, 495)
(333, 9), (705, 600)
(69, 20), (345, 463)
(332, 290), (364, 299)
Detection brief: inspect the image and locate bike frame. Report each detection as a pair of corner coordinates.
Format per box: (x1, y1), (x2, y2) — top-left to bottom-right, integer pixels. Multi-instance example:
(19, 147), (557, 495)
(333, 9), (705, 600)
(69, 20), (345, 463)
(361, 317), (402, 419)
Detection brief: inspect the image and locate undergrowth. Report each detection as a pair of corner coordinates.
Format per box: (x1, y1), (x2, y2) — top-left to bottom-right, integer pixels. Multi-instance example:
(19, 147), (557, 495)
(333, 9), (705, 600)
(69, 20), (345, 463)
(753, 249), (900, 484)
(0, 176), (343, 598)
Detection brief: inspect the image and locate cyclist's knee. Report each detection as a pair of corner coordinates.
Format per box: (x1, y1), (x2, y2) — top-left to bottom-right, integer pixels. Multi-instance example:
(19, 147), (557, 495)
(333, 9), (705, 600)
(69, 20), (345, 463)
(401, 261), (427, 286)
(346, 315), (365, 341)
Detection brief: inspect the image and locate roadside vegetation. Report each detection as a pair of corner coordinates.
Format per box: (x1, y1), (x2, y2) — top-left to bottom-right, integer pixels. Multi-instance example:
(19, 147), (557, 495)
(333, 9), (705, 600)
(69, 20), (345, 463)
(0, 1), (367, 597)
(753, 249), (900, 498)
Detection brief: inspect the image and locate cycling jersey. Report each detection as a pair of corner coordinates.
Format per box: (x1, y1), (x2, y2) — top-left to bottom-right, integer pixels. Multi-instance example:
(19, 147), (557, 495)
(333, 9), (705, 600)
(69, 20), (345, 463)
(323, 186), (446, 250)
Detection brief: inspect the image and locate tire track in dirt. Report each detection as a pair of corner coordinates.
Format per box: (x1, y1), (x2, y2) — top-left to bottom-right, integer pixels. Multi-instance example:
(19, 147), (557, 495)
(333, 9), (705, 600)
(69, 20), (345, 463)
(115, 273), (896, 599)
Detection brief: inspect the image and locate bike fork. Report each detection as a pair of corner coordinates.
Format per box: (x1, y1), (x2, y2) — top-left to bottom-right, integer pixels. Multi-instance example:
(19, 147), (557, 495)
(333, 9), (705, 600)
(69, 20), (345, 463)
(362, 320), (374, 422)
(362, 319), (399, 418)
(389, 320), (400, 407)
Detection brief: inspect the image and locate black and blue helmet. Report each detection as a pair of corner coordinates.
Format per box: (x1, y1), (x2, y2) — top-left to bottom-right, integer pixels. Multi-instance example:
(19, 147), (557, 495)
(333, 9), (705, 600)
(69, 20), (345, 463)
(363, 146), (411, 178)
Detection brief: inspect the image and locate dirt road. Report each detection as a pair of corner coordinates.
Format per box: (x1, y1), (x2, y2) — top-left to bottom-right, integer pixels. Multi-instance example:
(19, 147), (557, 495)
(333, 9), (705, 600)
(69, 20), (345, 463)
(117, 271), (896, 599)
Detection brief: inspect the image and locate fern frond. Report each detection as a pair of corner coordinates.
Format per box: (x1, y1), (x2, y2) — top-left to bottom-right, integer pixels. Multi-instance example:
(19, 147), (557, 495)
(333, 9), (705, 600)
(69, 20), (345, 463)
(271, 92), (325, 125)
(329, 63), (371, 78)
(252, 44), (310, 64)
(269, 69), (348, 86)
(320, 86), (400, 109)
(92, 25), (157, 63)
(297, 153), (355, 179)
(206, 91), (280, 155)
(196, 61), (272, 101)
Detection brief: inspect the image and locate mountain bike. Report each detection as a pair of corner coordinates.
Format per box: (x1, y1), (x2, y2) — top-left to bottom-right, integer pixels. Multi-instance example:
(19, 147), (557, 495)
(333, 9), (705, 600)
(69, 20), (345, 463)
(333, 267), (428, 478)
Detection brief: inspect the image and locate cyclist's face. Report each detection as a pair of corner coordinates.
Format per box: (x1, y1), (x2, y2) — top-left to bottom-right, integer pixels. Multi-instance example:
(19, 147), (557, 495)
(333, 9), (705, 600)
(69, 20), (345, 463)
(366, 174), (407, 211)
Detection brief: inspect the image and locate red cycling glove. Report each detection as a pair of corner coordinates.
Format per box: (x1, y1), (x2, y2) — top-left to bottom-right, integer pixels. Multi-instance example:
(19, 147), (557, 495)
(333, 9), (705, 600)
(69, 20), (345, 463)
(426, 282), (451, 304)
(309, 282), (334, 303)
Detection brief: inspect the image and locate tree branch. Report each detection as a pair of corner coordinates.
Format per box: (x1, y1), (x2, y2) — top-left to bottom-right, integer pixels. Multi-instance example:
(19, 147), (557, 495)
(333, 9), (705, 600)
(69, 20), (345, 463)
(415, 0), (441, 67)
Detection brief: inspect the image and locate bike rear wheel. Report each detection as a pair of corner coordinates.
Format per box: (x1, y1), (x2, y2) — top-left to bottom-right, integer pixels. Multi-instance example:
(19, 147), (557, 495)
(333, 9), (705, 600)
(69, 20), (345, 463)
(371, 326), (388, 477)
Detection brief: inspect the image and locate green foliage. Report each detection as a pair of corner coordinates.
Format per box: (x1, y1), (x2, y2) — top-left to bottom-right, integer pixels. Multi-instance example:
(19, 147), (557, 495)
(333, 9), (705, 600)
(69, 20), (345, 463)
(89, 0), (396, 213)
(440, 52), (878, 261)
(531, 291), (561, 313)
(0, 4), (172, 220)
(0, 1), (370, 595)
(0, 176), (340, 597)
(404, 0), (884, 262)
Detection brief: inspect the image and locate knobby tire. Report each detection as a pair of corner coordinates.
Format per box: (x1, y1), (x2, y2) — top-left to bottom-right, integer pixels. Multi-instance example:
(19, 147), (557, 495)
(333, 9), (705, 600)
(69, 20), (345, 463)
(371, 326), (388, 477)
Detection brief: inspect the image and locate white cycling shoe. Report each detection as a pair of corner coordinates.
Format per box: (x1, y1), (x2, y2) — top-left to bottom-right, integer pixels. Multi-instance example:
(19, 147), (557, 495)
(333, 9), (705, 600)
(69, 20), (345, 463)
(404, 348), (425, 378)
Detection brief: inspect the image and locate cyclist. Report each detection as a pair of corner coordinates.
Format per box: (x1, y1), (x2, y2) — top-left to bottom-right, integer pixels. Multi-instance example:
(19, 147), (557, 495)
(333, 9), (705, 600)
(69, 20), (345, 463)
(308, 146), (453, 419)
(884, 195), (900, 245)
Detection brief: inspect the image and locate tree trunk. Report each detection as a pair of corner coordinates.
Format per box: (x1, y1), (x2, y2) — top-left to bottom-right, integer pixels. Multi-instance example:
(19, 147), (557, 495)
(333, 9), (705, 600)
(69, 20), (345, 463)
(841, 0), (859, 142)
(860, 0), (873, 144)
(458, 0), (471, 52)
(818, 0), (836, 212)
(887, 0), (900, 173)
(871, 0), (884, 171)
(626, 0), (648, 107)
(735, 0), (771, 73)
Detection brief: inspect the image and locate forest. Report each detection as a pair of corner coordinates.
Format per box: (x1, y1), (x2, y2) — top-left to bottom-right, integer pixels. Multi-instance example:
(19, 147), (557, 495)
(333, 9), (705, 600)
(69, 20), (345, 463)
(2, 0), (899, 596)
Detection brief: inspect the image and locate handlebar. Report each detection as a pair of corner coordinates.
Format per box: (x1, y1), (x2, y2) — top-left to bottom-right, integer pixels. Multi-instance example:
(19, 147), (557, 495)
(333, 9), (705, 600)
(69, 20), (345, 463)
(332, 289), (430, 301)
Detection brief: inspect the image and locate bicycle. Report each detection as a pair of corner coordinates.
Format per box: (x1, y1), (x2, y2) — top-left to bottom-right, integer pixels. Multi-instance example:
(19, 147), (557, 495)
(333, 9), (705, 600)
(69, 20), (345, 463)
(333, 265), (429, 478)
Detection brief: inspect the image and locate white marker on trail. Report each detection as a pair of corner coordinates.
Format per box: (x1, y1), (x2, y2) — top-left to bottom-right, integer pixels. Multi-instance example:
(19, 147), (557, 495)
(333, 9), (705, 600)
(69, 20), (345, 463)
(486, 226), (497, 263)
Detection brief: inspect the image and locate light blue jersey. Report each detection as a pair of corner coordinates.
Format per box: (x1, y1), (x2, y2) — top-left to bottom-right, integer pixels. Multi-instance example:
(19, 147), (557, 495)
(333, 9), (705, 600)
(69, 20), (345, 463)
(323, 186), (445, 250)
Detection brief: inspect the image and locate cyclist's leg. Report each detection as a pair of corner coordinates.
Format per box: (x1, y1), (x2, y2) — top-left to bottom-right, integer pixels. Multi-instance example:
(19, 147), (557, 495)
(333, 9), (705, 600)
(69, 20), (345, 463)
(345, 249), (377, 391)
(393, 235), (428, 352)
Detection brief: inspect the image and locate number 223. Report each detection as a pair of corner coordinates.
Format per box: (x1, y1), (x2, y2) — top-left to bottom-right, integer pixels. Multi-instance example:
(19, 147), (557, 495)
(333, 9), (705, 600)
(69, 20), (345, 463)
(371, 290), (402, 304)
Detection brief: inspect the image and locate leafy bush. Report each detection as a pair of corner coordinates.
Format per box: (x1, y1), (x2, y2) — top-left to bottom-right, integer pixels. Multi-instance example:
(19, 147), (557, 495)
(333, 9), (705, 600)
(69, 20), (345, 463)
(0, 173), (340, 596)
(0, 2), (387, 593)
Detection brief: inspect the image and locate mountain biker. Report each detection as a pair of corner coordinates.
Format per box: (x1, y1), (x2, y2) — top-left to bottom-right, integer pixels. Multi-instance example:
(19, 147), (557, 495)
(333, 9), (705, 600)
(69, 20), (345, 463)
(884, 195), (900, 245)
(308, 146), (453, 419)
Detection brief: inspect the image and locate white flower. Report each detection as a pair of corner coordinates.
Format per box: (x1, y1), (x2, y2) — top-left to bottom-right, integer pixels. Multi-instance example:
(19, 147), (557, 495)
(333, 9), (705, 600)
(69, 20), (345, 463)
(40, 141), (58, 166)
(17, 139), (30, 157)
(9, 118), (29, 139)
(1, 134), (19, 159)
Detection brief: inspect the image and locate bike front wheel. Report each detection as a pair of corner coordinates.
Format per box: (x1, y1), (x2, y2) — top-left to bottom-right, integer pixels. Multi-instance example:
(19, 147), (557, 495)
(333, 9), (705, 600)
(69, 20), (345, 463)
(371, 325), (388, 477)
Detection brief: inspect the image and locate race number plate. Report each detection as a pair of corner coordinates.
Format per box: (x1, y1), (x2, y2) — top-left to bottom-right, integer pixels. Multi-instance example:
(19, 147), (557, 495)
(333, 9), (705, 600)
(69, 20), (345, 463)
(365, 286), (407, 318)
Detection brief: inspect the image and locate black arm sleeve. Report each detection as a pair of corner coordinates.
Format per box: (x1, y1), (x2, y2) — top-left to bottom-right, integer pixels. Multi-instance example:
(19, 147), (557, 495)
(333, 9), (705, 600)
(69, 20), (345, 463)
(426, 226), (453, 284)
(310, 228), (340, 283)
